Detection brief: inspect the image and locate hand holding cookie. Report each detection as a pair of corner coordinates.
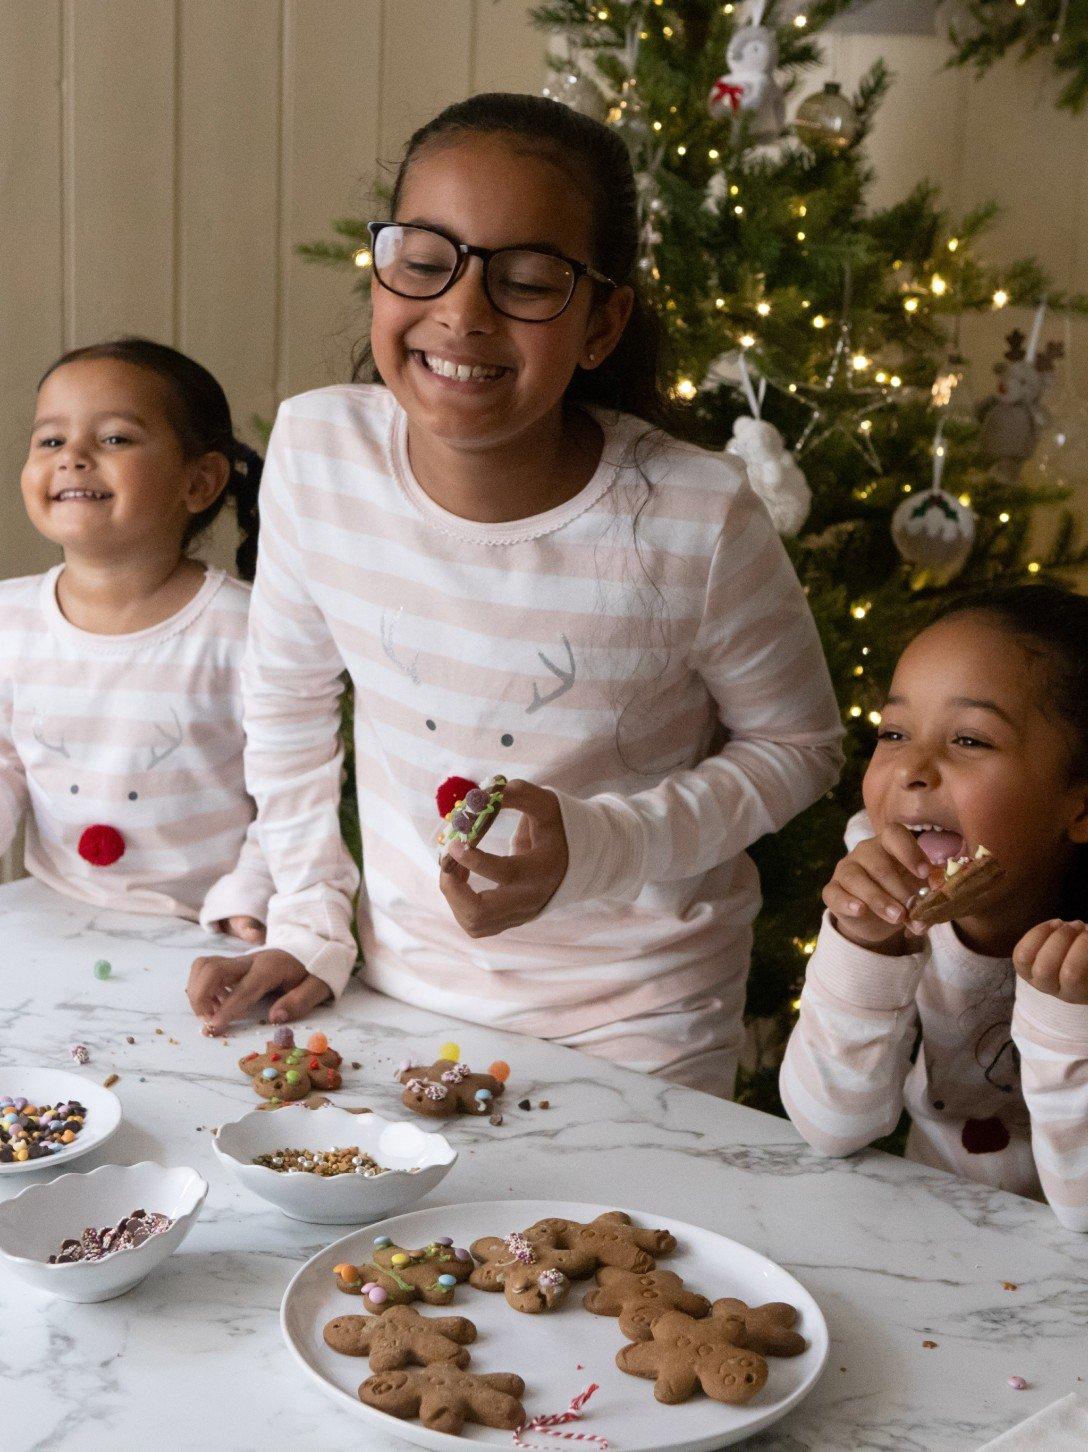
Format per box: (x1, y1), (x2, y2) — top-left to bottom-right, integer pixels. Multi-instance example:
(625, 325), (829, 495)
(439, 779), (568, 938)
(823, 824), (933, 951)
(1013, 918), (1088, 1005)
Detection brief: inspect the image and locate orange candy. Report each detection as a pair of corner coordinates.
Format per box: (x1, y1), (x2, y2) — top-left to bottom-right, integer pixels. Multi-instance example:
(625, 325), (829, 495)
(307, 1032), (328, 1053)
(334, 1262), (360, 1283)
(488, 1060), (511, 1083)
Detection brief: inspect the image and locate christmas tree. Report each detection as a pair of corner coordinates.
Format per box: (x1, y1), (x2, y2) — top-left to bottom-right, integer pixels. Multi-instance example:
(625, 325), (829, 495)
(302, 0), (1088, 1119)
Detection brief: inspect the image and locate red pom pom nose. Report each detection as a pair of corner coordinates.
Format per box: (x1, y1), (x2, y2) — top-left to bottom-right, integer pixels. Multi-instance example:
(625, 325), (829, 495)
(78, 824), (126, 867)
(436, 775), (479, 819)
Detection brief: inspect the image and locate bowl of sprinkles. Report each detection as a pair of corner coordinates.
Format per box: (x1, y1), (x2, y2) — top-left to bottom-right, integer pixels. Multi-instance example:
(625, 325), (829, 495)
(0, 1067), (122, 1174)
(213, 1104), (457, 1225)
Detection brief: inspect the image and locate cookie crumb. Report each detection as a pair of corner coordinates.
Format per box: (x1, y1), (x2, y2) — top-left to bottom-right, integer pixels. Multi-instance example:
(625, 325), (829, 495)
(103, 1073), (119, 1088)
(1001, 1281), (1019, 1291)
(538, 1099), (550, 1109)
(922, 1340), (938, 1349)
(489, 1113), (503, 1126)
(155, 1028), (164, 1036)
(351, 1061), (361, 1070)
(168, 1037), (179, 1045)
(517, 1098), (531, 1111)
(125, 1036), (135, 1045)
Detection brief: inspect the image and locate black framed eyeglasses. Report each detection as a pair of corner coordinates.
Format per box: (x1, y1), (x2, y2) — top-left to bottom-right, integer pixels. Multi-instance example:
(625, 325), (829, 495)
(366, 222), (617, 323)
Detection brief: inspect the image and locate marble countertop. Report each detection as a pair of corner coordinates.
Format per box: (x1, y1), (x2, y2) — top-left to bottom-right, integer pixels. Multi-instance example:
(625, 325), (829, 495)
(2, 876), (1086, 1451)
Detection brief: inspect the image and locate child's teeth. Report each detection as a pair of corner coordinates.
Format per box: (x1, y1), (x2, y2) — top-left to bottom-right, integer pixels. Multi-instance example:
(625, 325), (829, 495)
(424, 354), (502, 381)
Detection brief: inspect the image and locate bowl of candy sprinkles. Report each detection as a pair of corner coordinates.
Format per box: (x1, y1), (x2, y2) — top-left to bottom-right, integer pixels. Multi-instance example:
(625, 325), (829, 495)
(0, 1067), (122, 1174)
(213, 1104), (457, 1225)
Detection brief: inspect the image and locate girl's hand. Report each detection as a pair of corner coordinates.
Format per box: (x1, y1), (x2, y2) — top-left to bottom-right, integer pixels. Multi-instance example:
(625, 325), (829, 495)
(1013, 920), (1088, 1005)
(214, 915), (267, 945)
(187, 948), (332, 1034)
(439, 779), (568, 938)
(823, 823), (933, 951)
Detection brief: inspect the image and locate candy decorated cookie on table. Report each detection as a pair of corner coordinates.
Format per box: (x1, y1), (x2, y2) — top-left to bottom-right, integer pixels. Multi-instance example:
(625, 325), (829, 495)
(397, 1042), (509, 1119)
(239, 1027), (343, 1104)
(334, 1233), (475, 1311)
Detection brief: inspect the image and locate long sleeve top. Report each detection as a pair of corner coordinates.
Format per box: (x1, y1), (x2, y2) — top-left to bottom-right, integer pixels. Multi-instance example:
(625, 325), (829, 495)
(243, 383), (844, 1042)
(780, 909), (1088, 1232)
(0, 565), (272, 927)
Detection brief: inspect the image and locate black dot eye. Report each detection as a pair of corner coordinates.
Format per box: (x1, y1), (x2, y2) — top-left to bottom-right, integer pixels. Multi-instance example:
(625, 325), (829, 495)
(500, 733), (513, 748)
(933, 1100), (944, 1111)
(425, 720), (436, 731)
(128, 791), (138, 801)
(70, 785), (78, 795)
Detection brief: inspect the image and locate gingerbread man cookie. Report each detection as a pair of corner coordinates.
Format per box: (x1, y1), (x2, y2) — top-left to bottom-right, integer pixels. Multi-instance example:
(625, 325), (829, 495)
(525, 1211), (677, 1275)
(435, 773), (507, 850)
(585, 1267), (712, 1340)
(710, 1298), (806, 1356)
(469, 1230), (597, 1313)
(397, 1056), (507, 1118)
(616, 1307), (768, 1406)
(334, 1235), (474, 1310)
(238, 1027), (342, 1103)
(360, 1365), (526, 1435)
(911, 844), (1003, 926)
(323, 1305), (476, 1370)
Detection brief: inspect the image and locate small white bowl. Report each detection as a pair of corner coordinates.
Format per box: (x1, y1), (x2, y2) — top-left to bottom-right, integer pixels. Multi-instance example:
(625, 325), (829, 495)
(0, 1161), (207, 1302)
(0, 1066), (122, 1175)
(213, 1104), (456, 1224)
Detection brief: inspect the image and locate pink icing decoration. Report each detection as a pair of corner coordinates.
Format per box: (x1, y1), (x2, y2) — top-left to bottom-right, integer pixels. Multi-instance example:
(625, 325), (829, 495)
(504, 1233), (535, 1265)
(441, 1063), (471, 1084)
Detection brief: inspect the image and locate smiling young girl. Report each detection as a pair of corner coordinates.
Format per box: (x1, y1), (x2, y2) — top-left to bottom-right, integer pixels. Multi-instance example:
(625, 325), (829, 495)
(780, 586), (1088, 1229)
(1, 338), (271, 937)
(188, 93), (842, 1086)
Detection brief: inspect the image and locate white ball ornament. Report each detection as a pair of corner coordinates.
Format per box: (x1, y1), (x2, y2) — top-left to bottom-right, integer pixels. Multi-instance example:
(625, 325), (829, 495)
(727, 415), (812, 536)
(891, 487), (975, 580)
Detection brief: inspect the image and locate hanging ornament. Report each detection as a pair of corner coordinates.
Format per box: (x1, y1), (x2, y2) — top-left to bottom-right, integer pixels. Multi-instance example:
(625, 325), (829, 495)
(1031, 401), (1088, 501)
(545, 66), (609, 122)
(725, 354), (812, 536)
(793, 82), (860, 152)
(703, 170), (729, 215)
(977, 303), (1064, 485)
(708, 2), (786, 144)
(891, 425), (975, 582)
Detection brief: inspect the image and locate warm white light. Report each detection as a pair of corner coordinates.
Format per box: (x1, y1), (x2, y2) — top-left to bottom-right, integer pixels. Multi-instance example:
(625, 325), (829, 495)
(890, 374), (902, 388)
(1027, 560), (1041, 573)
(794, 13), (808, 26)
(677, 144), (687, 156)
(812, 314), (828, 329)
(852, 353), (871, 371)
(676, 378), (697, 401)
(734, 205), (744, 216)
(796, 231), (806, 241)
(708, 147), (720, 159)
(867, 710), (882, 726)
(993, 288), (1010, 308)
(930, 274), (947, 296)
(739, 333), (756, 348)
(904, 297), (920, 314)
(947, 237), (960, 252)
(353, 248), (372, 268)
(756, 301), (771, 316)
(999, 511), (1010, 523)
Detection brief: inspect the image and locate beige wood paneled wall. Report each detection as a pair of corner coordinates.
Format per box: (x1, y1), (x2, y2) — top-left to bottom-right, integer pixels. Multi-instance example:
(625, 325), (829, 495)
(2, 4), (1087, 584)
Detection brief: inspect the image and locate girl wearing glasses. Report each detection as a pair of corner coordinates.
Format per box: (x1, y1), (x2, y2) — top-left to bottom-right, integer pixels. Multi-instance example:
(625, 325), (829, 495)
(188, 93), (842, 1096)
(781, 587), (1088, 1229)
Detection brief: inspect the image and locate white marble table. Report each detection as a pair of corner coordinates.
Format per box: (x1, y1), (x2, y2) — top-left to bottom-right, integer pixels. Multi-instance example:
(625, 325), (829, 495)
(2, 877), (1086, 1451)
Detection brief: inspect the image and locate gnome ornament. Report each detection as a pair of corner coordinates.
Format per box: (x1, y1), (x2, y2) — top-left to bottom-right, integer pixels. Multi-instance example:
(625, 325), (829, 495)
(977, 317), (1063, 485)
(724, 354), (811, 536)
(708, 4), (785, 144)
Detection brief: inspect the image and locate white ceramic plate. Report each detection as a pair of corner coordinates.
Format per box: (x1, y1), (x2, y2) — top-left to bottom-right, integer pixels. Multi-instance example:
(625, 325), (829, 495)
(0, 1067), (122, 1175)
(280, 1199), (829, 1452)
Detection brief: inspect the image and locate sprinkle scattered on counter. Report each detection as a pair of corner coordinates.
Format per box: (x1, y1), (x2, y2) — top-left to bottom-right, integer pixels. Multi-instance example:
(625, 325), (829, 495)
(0, 1097), (87, 1163)
(93, 959), (112, 980)
(68, 1043), (90, 1065)
(103, 1073), (119, 1089)
(1007, 1376), (1029, 1390)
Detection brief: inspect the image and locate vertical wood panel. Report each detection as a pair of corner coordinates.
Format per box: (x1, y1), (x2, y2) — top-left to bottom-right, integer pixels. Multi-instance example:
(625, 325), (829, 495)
(379, 0), (474, 166)
(470, 0), (548, 96)
(0, 0), (64, 578)
(278, 0), (383, 398)
(64, 0), (176, 344)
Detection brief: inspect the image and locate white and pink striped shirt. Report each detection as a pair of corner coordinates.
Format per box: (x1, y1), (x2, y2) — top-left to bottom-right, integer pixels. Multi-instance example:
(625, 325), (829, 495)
(780, 908), (1088, 1231)
(0, 566), (272, 927)
(245, 385), (843, 1084)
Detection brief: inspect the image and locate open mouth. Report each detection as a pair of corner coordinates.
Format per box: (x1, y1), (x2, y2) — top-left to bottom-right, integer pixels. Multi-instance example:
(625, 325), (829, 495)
(903, 822), (966, 865)
(50, 488), (113, 502)
(412, 350), (510, 383)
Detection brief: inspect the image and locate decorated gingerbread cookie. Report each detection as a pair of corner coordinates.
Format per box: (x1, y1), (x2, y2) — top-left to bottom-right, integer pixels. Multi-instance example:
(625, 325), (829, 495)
(323, 1305), (477, 1370)
(523, 1211), (677, 1276)
(397, 1044), (508, 1118)
(360, 1365), (526, 1435)
(435, 774), (507, 850)
(469, 1230), (596, 1313)
(334, 1235), (474, 1310)
(585, 1267), (712, 1340)
(911, 845), (1002, 926)
(616, 1306), (768, 1406)
(710, 1298), (806, 1357)
(238, 1027), (342, 1103)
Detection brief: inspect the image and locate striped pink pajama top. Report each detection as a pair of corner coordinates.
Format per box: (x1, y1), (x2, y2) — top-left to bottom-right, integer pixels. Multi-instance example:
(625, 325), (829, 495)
(245, 385), (843, 1089)
(0, 566), (271, 927)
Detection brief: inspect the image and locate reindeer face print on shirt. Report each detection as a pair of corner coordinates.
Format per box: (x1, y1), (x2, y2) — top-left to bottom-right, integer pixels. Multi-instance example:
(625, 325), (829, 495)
(28, 708), (184, 867)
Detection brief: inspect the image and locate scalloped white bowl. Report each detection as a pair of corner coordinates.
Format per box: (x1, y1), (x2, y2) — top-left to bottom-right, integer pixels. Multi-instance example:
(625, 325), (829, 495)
(0, 1161), (207, 1301)
(213, 1104), (457, 1224)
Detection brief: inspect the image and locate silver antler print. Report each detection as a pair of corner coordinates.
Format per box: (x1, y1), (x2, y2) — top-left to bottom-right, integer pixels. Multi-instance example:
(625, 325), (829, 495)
(527, 636), (576, 715)
(380, 607), (422, 686)
(146, 709), (184, 770)
(33, 714), (70, 758)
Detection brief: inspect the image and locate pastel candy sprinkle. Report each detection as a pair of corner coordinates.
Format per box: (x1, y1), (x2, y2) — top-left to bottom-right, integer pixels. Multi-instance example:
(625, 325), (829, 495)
(368, 1286), (388, 1305)
(261, 1067), (278, 1081)
(1008, 1376), (1029, 1390)
(437, 1274), (457, 1288)
(272, 1026), (295, 1048)
(439, 1041), (460, 1063)
(488, 1060), (511, 1083)
(374, 1235), (392, 1248)
(434, 1237), (453, 1246)
(390, 1252), (409, 1266)
(474, 1088), (492, 1101)
(454, 1247), (471, 1260)
(334, 1263), (360, 1282)
(93, 959), (112, 979)
(285, 1070), (302, 1084)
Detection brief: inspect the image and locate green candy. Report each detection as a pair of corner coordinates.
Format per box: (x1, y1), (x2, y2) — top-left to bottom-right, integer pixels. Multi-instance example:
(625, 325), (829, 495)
(285, 1069), (302, 1084)
(93, 959), (112, 980)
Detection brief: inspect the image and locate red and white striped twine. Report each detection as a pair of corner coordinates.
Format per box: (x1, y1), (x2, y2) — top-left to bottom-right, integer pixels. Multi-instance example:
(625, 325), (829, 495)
(512, 1383), (611, 1449)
